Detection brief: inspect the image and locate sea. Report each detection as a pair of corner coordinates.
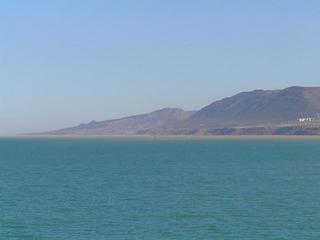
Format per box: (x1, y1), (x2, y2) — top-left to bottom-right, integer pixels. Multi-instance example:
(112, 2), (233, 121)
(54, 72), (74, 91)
(1, 137), (320, 239)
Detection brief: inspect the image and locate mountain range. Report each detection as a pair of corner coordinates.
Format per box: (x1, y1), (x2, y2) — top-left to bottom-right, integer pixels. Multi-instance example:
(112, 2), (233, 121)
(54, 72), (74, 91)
(34, 86), (320, 136)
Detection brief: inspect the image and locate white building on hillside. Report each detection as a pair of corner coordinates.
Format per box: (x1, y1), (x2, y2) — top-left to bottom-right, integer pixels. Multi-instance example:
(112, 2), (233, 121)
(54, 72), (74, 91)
(298, 117), (312, 123)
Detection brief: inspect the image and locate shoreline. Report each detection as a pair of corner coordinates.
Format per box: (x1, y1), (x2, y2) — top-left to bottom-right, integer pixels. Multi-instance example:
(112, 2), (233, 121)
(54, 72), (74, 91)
(2, 134), (320, 141)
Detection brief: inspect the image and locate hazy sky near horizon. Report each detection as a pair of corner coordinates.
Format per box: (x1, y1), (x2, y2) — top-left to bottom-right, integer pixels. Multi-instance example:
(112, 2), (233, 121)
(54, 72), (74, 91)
(1, 0), (320, 134)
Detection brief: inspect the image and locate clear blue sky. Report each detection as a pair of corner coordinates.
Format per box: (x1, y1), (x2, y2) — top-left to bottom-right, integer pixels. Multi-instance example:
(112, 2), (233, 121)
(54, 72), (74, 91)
(1, 0), (320, 134)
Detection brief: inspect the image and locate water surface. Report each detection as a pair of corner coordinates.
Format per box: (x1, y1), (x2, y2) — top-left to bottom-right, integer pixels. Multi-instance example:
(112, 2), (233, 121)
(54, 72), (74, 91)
(1, 138), (320, 239)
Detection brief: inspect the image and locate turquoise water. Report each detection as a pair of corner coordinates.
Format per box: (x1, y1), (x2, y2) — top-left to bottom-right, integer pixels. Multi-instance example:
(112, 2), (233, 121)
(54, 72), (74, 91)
(1, 138), (320, 239)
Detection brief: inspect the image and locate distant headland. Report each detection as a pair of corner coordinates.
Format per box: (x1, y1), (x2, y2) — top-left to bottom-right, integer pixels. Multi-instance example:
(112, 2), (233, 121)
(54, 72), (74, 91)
(29, 86), (320, 136)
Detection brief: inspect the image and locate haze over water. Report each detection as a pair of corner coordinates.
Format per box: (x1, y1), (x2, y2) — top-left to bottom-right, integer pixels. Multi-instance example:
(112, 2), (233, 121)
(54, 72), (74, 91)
(1, 138), (320, 239)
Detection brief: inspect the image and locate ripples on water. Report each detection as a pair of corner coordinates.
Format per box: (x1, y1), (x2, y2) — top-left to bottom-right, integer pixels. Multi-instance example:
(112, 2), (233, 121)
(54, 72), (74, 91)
(1, 138), (320, 239)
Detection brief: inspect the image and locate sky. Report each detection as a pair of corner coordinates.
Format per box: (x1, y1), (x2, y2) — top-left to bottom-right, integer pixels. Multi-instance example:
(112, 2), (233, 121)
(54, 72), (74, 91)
(1, 0), (320, 134)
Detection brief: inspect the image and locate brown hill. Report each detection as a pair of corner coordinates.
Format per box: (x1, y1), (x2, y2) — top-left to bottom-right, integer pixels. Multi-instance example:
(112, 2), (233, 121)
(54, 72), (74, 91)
(31, 86), (320, 136)
(186, 86), (320, 127)
(43, 108), (195, 135)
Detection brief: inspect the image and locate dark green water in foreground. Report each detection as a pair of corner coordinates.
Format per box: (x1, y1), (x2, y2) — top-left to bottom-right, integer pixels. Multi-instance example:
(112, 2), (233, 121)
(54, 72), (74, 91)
(1, 138), (320, 239)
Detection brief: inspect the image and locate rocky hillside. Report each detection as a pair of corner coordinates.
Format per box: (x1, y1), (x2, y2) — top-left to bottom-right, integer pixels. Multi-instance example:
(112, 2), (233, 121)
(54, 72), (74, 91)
(186, 86), (320, 127)
(31, 86), (320, 136)
(42, 108), (195, 135)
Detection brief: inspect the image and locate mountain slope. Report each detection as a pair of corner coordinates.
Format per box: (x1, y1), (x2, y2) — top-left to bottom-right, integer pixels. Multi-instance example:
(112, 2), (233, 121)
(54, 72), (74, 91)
(30, 86), (320, 136)
(186, 86), (320, 127)
(43, 108), (195, 135)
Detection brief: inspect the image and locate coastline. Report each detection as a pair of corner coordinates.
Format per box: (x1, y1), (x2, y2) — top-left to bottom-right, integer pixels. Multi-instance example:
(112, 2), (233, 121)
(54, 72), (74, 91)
(3, 134), (320, 141)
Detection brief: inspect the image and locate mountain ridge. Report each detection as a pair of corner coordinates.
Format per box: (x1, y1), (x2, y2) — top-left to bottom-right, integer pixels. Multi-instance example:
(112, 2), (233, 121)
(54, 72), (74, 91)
(40, 108), (195, 135)
(186, 86), (320, 127)
(30, 86), (320, 136)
